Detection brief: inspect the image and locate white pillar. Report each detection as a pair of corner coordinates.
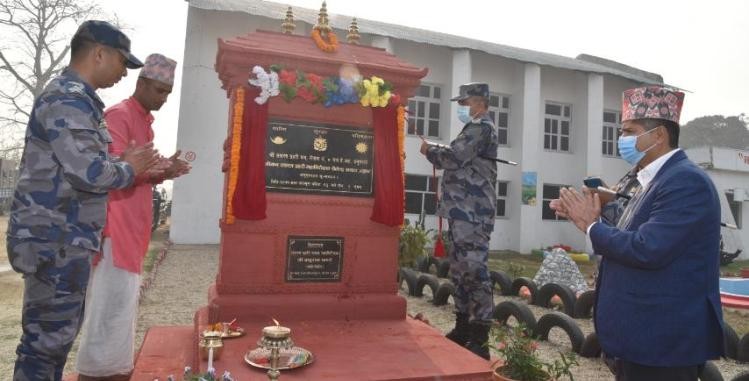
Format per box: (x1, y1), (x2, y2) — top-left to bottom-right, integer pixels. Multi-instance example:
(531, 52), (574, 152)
(586, 74), (604, 177)
(370, 36), (393, 53)
(449, 49), (472, 140)
(584, 73), (604, 253)
(518, 63), (541, 253)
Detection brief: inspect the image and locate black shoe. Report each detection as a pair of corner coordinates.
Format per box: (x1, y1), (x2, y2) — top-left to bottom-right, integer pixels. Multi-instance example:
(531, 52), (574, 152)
(466, 323), (490, 360)
(445, 312), (470, 346)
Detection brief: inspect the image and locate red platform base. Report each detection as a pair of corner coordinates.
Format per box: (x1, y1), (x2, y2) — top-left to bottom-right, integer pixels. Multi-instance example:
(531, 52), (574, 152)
(130, 318), (492, 381)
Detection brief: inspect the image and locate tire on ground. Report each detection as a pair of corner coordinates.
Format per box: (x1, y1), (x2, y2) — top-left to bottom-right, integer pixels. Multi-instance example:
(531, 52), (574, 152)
(428, 256), (441, 274)
(490, 270), (513, 296)
(698, 361), (724, 381)
(579, 331), (601, 358)
(724, 323), (740, 360)
(573, 290), (596, 319)
(536, 282), (577, 316)
(534, 311), (585, 353)
(415, 273), (441, 298)
(737, 332), (749, 363)
(433, 281), (455, 306)
(511, 277), (539, 305)
(416, 256), (431, 273)
(436, 258), (451, 278)
(399, 268), (418, 296)
(492, 300), (537, 334)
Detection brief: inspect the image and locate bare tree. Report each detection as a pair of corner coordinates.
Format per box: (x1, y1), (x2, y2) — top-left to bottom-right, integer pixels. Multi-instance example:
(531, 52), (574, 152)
(0, 0), (100, 161)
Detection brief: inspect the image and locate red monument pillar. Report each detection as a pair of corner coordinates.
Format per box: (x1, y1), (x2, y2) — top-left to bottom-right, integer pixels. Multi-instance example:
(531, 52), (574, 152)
(131, 14), (491, 381)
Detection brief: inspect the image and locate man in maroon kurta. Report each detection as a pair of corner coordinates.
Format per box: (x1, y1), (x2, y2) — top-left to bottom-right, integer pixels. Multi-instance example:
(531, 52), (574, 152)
(76, 53), (190, 380)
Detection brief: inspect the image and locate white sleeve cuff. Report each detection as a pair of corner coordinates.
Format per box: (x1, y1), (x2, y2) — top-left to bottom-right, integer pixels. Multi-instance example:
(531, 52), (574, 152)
(586, 221), (597, 236)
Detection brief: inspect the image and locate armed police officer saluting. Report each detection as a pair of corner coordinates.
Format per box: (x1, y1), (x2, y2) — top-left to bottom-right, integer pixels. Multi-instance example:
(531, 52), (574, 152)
(419, 82), (498, 359)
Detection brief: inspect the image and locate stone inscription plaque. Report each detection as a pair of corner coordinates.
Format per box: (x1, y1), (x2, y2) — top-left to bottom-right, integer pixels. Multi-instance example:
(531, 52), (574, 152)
(265, 120), (374, 196)
(285, 236), (344, 282)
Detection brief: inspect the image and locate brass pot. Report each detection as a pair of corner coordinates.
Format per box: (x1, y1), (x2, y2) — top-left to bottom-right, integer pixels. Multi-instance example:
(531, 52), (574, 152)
(199, 333), (224, 361)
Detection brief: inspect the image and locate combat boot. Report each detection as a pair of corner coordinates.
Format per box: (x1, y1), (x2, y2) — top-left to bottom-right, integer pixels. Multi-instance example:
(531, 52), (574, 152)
(466, 323), (491, 360)
(445, 312), (470, 346)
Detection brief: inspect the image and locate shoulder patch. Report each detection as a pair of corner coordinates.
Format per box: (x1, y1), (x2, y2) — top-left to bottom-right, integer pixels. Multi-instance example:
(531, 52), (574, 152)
(65, 82), (86, 96)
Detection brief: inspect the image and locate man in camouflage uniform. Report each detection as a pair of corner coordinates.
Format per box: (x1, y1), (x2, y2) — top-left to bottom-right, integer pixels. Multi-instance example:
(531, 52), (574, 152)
(6, 20), (159, 381)
(420, 82), (498, 359)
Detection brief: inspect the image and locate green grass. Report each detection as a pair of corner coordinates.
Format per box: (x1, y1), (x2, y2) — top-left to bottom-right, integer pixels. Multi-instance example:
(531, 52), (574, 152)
(720, 259), (749, 276)
(141, 247), (160, 274)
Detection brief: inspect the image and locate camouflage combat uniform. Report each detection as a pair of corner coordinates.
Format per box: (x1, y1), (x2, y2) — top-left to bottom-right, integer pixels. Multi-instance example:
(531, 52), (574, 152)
(7, 68), (134, 381)
(425, 113), (498, 323)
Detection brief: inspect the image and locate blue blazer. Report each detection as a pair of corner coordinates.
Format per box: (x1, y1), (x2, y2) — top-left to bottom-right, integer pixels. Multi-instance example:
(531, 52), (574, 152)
(590, 150), (724, 367)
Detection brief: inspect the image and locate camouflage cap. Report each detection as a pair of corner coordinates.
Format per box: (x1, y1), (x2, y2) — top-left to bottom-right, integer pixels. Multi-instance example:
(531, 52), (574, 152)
(74, 20), (143, 69)
(450, 82), (490, 102)
(139, 54), (177, 86)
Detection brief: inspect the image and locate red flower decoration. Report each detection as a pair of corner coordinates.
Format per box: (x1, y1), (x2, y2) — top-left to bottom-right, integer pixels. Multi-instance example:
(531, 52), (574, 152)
(279, 69), (297, 86)
(297, 86), (317, 102)
(306, 73), (324, 90)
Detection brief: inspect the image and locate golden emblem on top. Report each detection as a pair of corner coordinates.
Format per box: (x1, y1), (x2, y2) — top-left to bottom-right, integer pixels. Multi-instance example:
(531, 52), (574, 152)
(271, 136), (287, 145)
(313, 136), (328, 152)
(355, 142), (368, 154)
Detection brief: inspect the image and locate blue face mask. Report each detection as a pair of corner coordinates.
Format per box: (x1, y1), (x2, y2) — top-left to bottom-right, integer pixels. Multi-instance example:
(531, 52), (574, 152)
(617, 128), (658, 166)
(457, 105), (472, 123)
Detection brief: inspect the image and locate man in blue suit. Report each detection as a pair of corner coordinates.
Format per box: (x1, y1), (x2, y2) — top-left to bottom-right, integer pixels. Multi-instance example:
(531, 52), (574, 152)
(551, 86), (724, 381)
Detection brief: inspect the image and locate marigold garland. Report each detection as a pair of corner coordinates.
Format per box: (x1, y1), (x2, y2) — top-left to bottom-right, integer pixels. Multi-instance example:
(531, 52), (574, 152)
(311, 27), (339, 53)
(397, 104), (406, 218)
(225, 87), (245, 224)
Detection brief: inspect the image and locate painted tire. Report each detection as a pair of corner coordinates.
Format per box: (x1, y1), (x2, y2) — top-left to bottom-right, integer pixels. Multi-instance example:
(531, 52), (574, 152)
(579, 331), (601, 358)
(492, 300), (537, 334)
(534, 311), (585, 353)
(433, 281), (455, 306)
(737, 332), (749, 363)
(698, 361), (724, 381)
(573, 290), (596, 319)
(511, 277), (538, 305)
(415, 273), (441, 298)
(399, 268), (418, 296)
(536, 282), (577, 316)
(490, 270), (514, 296)
(436, 258), (451, 278)
(724, 323), (740, 360)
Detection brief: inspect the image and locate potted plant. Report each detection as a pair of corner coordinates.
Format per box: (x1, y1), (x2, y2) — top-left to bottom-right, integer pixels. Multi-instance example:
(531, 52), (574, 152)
(490, 324), (578, 381)
(399, 213), (432, 268)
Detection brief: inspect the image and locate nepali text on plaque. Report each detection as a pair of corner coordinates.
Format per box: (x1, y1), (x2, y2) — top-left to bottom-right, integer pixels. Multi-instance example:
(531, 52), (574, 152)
(266, 120), (374, 196)
(286, 236), (343, 282)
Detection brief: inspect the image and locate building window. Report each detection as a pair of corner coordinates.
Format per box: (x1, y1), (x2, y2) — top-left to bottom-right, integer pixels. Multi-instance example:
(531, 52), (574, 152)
(727, 192), (743, 229)
(602, 110), (622, 157)
(542, 183), (569, 220)
(544, 102), (571, 152)
(405, 174), (439, 215)
(489, 93), (510, 145)
(496, 180), (509, 218)
(408, 84), (442, 138)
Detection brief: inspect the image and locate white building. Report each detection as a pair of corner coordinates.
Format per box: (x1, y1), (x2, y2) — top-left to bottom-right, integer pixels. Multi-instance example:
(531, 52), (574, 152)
(686, 147), (748, 259)
(172, 0), (743, 254)
(0, 158), (18, 214)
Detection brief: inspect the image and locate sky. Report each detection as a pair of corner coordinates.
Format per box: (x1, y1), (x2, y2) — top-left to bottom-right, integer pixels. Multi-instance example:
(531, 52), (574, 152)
(8, 0), (749, 157)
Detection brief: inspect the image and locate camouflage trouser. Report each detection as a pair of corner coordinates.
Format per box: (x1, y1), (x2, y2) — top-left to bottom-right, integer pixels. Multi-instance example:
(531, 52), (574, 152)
(447, 219), (494, 323)
(8, 238), (93, 381)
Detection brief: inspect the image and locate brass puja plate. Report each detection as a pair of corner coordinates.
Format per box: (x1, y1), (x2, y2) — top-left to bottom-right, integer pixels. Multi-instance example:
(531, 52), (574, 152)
(219, 327), (244, 339)
(244, 346), (314, 370)
(201, 327), (245, 339)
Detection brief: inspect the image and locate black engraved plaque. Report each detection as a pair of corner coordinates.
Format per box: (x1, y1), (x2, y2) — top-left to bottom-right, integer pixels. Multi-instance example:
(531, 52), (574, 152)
(265, 120), (374, 196)
(285, 236), (343, 282)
